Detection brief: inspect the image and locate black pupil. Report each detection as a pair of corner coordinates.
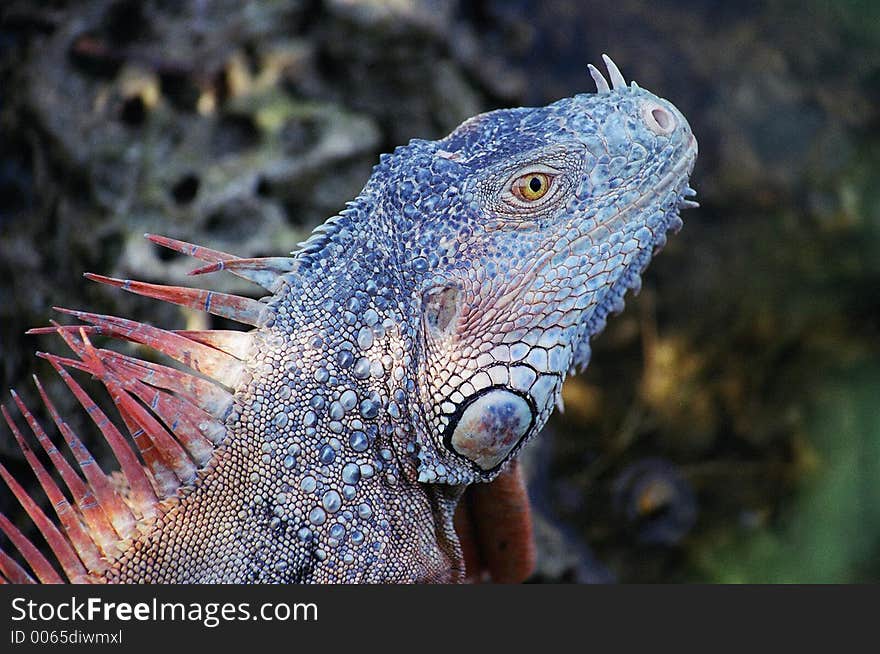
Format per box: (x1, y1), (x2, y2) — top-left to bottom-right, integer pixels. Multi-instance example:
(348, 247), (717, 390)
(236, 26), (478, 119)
(529, 176), (543, 193)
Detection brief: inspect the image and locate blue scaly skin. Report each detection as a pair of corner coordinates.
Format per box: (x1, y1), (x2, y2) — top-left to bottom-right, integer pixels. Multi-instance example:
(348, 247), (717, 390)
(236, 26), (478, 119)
(1, 57), (697, 583)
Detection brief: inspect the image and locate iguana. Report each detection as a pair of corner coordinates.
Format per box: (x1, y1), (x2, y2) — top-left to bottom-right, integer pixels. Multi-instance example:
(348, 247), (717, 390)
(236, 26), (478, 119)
(0, 56), (697, 583)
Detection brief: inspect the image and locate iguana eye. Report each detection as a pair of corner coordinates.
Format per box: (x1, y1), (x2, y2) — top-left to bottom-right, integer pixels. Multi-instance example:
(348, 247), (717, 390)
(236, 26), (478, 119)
(512, 172), (552, 201)
(497, 164), (563, 211)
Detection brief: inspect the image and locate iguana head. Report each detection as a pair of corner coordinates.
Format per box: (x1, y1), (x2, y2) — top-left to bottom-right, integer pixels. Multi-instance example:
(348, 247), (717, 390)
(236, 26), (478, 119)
(375, 56), (698, 484)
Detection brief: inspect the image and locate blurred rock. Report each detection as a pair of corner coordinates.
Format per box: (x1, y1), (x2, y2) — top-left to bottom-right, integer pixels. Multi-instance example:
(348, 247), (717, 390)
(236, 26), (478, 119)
(611, 458), (698, 547)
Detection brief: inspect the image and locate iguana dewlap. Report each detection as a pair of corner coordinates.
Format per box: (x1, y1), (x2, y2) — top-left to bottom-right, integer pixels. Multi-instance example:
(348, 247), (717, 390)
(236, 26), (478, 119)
(0, 56), (697, 583)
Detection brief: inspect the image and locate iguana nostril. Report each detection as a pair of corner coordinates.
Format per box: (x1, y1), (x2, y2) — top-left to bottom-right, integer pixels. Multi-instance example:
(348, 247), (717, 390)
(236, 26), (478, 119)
(643, 102), (675, 135)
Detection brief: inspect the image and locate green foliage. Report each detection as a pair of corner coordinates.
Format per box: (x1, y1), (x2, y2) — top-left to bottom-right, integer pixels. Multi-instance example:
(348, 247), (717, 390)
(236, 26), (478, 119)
(696, 363), (880, 583)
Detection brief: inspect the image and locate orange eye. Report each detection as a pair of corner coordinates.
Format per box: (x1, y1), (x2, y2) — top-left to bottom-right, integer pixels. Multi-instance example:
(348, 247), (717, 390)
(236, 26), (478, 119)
(512, 172), (552, 201)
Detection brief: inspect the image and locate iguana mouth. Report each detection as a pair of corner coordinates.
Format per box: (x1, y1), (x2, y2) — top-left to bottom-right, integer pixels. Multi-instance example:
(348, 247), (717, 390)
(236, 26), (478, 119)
(638, 130), (698, 211)
(607, 132), (698, 249)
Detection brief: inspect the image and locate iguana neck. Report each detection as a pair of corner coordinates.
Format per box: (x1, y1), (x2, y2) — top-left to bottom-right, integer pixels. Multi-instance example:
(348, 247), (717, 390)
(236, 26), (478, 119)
(229, 229), (463, 582)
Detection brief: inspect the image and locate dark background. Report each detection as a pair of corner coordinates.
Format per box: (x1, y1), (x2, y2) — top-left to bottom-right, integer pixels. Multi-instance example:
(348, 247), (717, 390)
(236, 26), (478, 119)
(1, 0), (878, 582)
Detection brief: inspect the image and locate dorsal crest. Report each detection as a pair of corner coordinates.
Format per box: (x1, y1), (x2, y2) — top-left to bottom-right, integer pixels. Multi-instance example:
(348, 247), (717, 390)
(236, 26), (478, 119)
(0, 235), (291, 583)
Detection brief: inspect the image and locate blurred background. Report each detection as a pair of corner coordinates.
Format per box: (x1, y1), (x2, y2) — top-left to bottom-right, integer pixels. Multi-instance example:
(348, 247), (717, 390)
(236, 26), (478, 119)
(1, 0), (878, 582)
